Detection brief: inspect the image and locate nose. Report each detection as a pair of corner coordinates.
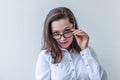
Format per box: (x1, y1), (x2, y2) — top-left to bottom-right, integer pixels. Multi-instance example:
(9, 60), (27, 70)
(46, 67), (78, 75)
(60, 35), (66, 41)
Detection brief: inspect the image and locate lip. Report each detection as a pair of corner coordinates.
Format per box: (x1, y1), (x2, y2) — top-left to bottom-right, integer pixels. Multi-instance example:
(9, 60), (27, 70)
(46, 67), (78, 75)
(59, 41), (68, 45)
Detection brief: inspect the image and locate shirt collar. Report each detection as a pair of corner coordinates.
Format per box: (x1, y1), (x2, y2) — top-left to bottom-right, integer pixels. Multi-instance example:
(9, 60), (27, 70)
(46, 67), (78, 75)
(59, 46), (74, 53)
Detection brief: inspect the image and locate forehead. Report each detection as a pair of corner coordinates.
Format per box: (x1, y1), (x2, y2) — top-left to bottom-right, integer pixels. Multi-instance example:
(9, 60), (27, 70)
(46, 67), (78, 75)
(51, 18), (72, 31)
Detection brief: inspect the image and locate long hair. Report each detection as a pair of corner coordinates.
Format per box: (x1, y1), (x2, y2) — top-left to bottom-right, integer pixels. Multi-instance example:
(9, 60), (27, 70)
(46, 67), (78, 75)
(42, 7), (81, 64)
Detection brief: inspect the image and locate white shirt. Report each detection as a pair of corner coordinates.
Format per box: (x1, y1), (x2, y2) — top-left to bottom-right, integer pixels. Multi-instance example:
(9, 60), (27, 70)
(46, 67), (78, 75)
(36, 47), (107, 80)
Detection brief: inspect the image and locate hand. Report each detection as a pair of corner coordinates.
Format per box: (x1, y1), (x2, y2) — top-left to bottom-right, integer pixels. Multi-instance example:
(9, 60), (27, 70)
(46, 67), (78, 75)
(72, 29), (89, 50)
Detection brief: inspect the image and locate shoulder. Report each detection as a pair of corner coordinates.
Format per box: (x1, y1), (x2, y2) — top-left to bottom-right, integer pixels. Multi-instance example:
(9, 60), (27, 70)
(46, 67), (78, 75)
(39, 49), (51, 56)
(37, 49), (52, 63)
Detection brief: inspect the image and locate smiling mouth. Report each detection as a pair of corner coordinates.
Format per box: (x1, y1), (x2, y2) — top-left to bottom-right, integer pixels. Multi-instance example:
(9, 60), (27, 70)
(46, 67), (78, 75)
(59, 41), (67, 45)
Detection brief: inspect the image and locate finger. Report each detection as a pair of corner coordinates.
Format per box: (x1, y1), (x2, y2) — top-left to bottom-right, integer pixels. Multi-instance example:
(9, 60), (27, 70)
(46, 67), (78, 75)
(72, 30), (81, 34)
(72, 29), (85, 33)
(71, 29), (75, 32)
(74, 31), (85, 36)
(79, 29), (86, 33)
(72, 30), (85, 35)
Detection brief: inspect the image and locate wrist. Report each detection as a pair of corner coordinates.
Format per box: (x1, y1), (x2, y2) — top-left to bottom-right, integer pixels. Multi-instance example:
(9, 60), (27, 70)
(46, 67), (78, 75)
(81, 46), (88, 50)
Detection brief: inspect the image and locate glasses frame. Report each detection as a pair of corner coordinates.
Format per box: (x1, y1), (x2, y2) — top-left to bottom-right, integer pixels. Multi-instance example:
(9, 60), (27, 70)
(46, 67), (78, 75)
(52, 24), (75, 40)
(52, 29), (73, 40)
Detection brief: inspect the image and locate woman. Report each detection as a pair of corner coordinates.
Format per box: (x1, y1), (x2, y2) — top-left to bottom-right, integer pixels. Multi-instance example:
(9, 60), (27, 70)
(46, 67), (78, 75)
(36, 7), (107, 80)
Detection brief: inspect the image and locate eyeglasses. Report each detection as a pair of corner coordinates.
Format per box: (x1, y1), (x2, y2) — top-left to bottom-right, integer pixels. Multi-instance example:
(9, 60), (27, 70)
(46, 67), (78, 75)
(52, 29), (73, 40)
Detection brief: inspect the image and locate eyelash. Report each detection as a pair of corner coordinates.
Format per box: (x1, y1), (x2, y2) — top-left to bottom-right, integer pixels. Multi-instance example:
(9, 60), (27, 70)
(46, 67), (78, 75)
(53, 28), (71, 35)
(64, 29), (71, 32)
(53, 32), (59, 35)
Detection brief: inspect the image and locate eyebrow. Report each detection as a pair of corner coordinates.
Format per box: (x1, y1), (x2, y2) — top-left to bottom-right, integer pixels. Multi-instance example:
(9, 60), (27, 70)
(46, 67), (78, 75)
(52, 24), (73, 31)
(52, 27), (71, 32)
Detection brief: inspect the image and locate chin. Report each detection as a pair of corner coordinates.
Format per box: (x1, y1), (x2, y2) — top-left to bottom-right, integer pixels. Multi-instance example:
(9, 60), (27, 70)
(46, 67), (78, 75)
(58, 38), (73, 49)
(60, 44), (71, 49)
(60, 45), (67, 48)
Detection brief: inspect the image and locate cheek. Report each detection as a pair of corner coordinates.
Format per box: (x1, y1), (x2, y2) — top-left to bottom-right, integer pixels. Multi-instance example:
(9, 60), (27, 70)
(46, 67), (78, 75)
(56, 37), (73, 44)
(68, 36), (73, 43)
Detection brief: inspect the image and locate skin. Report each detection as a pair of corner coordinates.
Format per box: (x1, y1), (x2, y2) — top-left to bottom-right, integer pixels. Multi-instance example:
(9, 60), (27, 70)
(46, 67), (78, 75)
(51, 18), (89, 51)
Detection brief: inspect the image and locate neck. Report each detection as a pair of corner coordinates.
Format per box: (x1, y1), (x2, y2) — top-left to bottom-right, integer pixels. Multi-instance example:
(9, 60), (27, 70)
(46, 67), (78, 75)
(66, 45), (72, 51)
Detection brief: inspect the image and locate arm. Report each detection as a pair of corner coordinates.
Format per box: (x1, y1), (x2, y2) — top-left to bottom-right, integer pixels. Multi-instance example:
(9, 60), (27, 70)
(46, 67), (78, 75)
(72, 29), (107, 80)
(35, 50), (51, 80)
(80, 47), (107, 80)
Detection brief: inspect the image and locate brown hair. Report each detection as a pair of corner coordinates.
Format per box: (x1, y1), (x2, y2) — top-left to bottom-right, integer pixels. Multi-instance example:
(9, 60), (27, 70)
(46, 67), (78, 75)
(42, 7), (81, 64)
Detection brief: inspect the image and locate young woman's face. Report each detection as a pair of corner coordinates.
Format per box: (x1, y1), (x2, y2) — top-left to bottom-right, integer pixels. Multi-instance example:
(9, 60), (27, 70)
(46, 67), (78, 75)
(51, 18), (73, 50)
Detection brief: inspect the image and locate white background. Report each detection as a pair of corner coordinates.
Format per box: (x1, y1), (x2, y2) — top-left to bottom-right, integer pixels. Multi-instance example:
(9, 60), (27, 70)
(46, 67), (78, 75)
(0, 0), (120, 80)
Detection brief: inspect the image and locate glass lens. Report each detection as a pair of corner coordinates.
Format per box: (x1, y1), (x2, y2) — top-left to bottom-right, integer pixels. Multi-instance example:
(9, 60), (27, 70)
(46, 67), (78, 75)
(52, 28), (73, 40)
(64, 31), (73, 38)
(53, 34), (60, 39)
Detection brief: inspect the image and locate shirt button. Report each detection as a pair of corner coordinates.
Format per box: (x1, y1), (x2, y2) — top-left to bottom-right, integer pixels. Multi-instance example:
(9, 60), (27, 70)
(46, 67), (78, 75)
(72, 68), (75, 71)
(86, 64), (89, 66)
(81, 54), (84, 56)
(70, 60), (72, 62)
